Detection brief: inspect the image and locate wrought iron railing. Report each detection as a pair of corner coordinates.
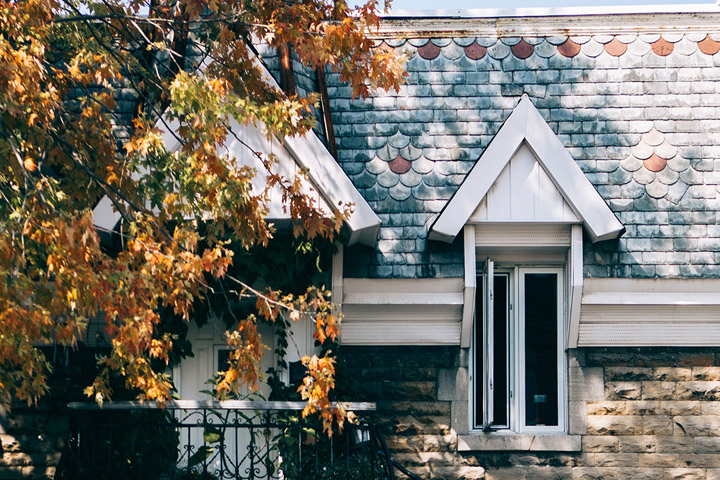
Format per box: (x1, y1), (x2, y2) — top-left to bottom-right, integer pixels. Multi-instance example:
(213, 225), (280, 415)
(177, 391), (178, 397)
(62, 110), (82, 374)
(55, 400), (402, 480)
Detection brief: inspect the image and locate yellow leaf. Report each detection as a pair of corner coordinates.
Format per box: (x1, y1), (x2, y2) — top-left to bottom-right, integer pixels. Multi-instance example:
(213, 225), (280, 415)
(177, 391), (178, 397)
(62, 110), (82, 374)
(24, 158), (36, 172)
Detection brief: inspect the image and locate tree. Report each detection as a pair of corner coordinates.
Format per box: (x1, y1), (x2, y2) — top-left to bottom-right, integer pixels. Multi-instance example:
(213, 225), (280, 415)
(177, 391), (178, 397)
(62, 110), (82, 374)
(0, 0), (404, 432)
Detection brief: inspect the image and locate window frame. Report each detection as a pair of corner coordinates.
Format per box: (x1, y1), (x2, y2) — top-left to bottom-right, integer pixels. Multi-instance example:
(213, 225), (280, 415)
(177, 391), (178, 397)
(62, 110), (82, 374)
(472, 262), (567, 435)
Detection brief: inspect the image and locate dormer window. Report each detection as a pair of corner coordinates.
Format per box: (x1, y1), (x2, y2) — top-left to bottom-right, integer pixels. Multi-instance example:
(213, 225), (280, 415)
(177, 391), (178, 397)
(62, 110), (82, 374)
(428, 95), (624, 437)
(475, 261), (565, 433)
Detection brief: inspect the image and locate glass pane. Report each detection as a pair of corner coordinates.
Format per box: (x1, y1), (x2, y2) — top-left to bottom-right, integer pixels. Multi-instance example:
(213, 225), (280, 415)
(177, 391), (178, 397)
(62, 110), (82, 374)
(492, 275), (508, 427)
(474, 281), (483, 429)
(475, 274), (509, 428)
(524, 273), (559, 427)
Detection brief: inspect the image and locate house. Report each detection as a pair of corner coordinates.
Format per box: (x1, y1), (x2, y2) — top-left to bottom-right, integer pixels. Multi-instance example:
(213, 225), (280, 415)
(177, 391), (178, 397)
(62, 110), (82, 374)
(95, 3), (720, 479)
(4, 4), (720, 480)
(317, 5), (720, 480)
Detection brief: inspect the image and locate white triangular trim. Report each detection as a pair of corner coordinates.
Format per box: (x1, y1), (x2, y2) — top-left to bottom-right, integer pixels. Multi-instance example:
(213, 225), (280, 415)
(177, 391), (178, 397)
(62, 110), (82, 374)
(93, 53), (380, 246)
(470, 144), (580, 223)
(428, 95), (624, 243)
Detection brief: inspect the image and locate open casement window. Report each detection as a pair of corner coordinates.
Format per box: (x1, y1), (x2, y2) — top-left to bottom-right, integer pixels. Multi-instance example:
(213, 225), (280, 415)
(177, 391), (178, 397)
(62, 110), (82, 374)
(474, 259), (566, 434)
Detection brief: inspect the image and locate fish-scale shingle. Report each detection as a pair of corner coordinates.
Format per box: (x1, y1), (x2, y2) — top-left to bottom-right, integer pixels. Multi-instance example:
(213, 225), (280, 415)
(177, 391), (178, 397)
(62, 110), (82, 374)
(331, 29), (720, 278)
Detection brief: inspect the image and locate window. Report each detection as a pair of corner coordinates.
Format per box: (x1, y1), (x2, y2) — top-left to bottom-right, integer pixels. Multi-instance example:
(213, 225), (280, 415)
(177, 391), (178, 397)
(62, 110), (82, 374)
(473, 259), (566, 433)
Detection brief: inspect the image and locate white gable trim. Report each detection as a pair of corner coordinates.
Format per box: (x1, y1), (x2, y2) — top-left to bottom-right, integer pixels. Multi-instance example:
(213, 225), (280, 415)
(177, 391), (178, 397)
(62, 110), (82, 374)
(93, 54), (380, 247)
(428, 95), (624, 244)
(470, 144), (580, 223)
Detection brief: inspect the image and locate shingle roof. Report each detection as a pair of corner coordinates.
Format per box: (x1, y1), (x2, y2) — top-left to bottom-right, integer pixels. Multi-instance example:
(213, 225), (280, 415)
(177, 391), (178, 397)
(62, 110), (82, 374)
(328, 24), (720, 279)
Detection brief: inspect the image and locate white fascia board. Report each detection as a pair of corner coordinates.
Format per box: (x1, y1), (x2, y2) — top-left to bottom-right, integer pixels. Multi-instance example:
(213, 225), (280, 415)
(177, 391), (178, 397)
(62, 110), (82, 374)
(93, 195), (121, 233)
(566, 225), (583, 349)
(386, 4), (720, 19)
(461, 225), (476, 348)
(331, 243), (344, 304)
(428, 95), (624, 244)
(522, 100), (624, 243)
(429, 99), (528, 242)
(93, 51), (379, 247)
(584, 277), (720, 295)
(283, 132), (380, 246)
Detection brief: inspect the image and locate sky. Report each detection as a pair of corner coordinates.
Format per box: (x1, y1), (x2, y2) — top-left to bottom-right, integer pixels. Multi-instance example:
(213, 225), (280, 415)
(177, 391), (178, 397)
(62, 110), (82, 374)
(388, 0), (716, 11)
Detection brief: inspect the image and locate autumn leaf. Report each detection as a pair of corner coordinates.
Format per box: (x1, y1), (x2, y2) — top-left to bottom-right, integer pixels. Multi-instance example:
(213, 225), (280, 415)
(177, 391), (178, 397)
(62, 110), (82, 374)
(0, 0), (402, 434)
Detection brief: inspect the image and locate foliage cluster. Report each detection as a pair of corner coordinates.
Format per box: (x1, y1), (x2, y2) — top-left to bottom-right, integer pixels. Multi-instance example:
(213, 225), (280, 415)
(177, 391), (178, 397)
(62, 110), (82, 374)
(0, 0), (404, 432)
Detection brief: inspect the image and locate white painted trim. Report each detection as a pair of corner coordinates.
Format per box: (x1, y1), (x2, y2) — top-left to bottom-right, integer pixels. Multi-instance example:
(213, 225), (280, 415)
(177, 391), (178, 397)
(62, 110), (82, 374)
(517, 267), (566, 435)
(283, 133), (380, 246)
(583, 277), (720, 296)
(461, 225), (476, 348)
(578, 323), (720, 347)
(583, 293), (720, 306)
(578, 279), (720, 346)
(339, 277), (464, 345)
(340, 321), (461, 345)
(428, 95), (624, 244)
(374, 10), (720, 39)
(92, 49), (380, 246)
(342, 278), (463, 304)
(342, 304), (463, 322)
(566, 225), (582, 349)
(386, 4), (720, 18)
(342, 291), (463, 305)
(331, 243), (344, 309)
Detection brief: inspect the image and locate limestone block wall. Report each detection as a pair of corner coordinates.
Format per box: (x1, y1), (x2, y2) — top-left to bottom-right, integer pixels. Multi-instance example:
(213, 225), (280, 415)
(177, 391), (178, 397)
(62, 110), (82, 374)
(0, 403), (67, 480)
(341, 346), (720, 480)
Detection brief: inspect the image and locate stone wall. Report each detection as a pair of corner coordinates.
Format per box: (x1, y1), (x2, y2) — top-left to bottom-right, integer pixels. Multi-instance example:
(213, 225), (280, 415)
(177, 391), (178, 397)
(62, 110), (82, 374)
(0, 403), (67, 480)
(341, 346), (720, 480)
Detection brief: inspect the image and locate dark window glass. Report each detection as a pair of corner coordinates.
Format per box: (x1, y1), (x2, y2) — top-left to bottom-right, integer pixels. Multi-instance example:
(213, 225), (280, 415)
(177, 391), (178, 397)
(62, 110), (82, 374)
(492, 275), (508, 427)
(475, 274), (509, 428)
(217, 349), (232, 371)
(475, 279), (483, 428)
(524, 273), (558, 427)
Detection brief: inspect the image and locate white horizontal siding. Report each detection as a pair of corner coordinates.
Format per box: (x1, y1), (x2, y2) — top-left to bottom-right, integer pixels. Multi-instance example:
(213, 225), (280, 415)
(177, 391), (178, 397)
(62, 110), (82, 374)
(474, 224), (572, 247)
(341, 321), (461, 345)
(471, 144), (578, 224)
(339, 278), (463, 345)
(579, 323), (720, 347)
(578, 279), (720, 347)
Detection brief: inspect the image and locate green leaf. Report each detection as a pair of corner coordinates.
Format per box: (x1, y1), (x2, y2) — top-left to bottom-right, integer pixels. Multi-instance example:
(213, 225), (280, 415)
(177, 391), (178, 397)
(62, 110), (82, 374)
(203, 426), (222, 444)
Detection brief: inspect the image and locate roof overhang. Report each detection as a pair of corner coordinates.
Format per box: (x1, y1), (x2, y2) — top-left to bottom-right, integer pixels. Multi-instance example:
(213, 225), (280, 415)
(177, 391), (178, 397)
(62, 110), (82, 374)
(93, 53), (380, 247)
(374, 5), (720, 38)
(428, 95), (625, 244)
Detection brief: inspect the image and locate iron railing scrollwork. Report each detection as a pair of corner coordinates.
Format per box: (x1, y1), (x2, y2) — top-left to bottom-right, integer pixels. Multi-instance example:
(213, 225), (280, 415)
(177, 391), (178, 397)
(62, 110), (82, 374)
(55, 400), (408, 480)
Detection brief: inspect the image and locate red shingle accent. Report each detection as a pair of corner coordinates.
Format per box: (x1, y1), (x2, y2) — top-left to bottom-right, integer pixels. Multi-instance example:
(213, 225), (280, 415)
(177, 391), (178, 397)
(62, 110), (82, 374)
(604, 37), (628, 57)
(557, 39), (581, 58)
(388, 155), (412, 174)
(698, 35), (720, 55)
(417, 42), (441, 60)
(511, 39), (534, 59)
(651, 38), (674, 57)
(644, 153), (667, 172)
(464, 42), (487, 60)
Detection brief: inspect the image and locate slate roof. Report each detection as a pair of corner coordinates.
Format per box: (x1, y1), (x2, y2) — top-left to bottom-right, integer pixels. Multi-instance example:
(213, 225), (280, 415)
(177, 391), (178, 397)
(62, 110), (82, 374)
(326, 22), (720, 279)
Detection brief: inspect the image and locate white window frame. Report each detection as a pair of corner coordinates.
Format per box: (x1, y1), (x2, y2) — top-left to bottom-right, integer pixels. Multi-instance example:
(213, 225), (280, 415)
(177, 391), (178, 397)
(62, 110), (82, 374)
(472, 262), (567, 435)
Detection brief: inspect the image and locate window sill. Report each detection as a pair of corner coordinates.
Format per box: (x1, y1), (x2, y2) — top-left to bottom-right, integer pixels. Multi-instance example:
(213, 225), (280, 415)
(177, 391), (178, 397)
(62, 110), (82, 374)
(458, 434), (581, 452)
